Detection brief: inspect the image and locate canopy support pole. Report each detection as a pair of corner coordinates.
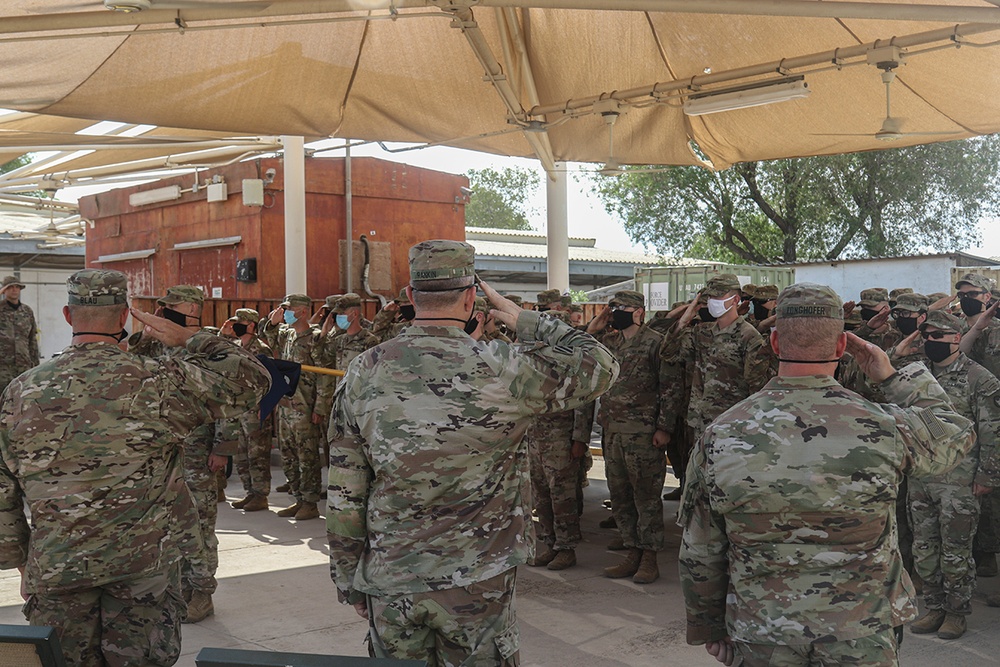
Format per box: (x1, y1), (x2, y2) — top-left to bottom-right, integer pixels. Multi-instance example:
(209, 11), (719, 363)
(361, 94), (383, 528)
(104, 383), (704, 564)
(281, 135), (308, 295)
(546, 162), (569, 293)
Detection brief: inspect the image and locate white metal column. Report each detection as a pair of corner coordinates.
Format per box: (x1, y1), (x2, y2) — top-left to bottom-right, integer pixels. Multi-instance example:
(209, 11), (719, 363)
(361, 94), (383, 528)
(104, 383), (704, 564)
(281, 135), (308, 295)
(546, 162), (569, 292)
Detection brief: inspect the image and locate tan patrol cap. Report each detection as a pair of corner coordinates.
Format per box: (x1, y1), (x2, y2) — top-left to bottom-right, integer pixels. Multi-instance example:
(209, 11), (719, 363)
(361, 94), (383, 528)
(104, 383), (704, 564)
(409, 239), (476, 287)
(281, 294), (312, 308)
(333, 293), (362, 313)
(609, 290), (644, 308)
(920, 309), (965, 334)
(157, 285), (205, 306)
(1, 276), (26, 291)
(955, 273), (994, 291)
(228, 308), (260, 324)
(703, 274), (741, 298)
(858, 288), (888, 307)
(324, 294), (343, 309)
(536, 288), (561, 304)
(504, 294), (523, 306)
(893, 293), (928, 313)
(67, 269), (129, 306)
(776, 283), (844, 320)
(754, 284), (779, 300)
(394, 288), (411, 306)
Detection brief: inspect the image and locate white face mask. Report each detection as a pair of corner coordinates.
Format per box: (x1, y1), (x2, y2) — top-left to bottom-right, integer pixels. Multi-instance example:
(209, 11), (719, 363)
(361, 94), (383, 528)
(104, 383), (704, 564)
(707, 295), (737, 318)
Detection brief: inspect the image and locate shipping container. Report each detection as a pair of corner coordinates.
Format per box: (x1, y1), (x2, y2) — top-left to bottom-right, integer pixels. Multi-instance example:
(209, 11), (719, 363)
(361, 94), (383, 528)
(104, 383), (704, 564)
(633, 264), (794, 312)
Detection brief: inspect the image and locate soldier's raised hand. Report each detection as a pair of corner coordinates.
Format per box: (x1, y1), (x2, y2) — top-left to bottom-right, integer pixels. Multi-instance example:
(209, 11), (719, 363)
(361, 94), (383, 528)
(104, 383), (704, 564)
(842, 300), (856, 318)
(893, 329), (923, 359)
(131, 308), (195, 348)
(587, 306), (611, 334)
(481, 279), (522, 330)
(845, 332), (895, 383)
(268, 307), (284, 325)
(866, 307), (891, 330)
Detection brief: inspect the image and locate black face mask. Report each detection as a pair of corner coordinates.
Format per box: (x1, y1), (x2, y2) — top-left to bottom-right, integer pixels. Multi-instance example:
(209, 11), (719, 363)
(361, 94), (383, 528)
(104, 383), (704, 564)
(752, 300), (770, 320)
(960, 296), (985, 317)
(464, 314), (480, 335)
(895, 317), (919, 336)
(162, 307), (189, 326)
(860, 307), (880, 322)
(699, 307), (717, 323)
(536, 305), (550, 312)
(924, 340), (955, 364)
(610, 309), (635, 331)
(8, 301), (20, 309)
(232, 323), (249, 337)
(399, 305), (415, 321)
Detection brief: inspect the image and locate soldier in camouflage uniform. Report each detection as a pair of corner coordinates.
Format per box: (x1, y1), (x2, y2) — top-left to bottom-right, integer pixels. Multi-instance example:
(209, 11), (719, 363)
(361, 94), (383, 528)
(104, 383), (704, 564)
(582, 291), (671, 584)
(325, 294), (380, 374)
(854, 287), (902, 351)
(327, 240), (618, 667)
(0, 269), (269, 667)
(679, 282), (975, 667)
(889, 287), (913, 308)
(371, 288), (415, 343)
(535, 288), (562, 312)
(0, 275), (39, 392)
(130, 285), (234, 622)
(661, 274), (772, 443)
(262, 294), (326, 521)
(223, 308), (275, 513)
(891, 309), (1000, 640)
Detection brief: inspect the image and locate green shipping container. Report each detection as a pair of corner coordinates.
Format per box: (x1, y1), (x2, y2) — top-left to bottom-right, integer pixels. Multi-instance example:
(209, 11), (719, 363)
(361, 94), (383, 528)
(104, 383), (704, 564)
(634, 263), (795, 312)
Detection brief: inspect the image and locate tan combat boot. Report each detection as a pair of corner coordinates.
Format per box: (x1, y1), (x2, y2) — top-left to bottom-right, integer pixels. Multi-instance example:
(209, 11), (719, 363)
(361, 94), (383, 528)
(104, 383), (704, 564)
(632, 550), (659, 584)
(547, 550), (576, 571)
(909, 609), (946, 634)
(607, 535), (628, 551)
(937, 613), (967, 640)
(183, 591), (214, 624)
(604, 548), (642, 578)
(231, 494), (253, 510)
(276, 502), (301, 517)
(294, 502), (320, 520)
(242, 494), (269, 512)
(527, 548), (556, 567)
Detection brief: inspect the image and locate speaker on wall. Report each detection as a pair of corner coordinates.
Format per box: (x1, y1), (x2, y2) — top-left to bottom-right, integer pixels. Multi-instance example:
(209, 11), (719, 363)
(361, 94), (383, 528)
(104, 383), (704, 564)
(236, 258), (257, 283)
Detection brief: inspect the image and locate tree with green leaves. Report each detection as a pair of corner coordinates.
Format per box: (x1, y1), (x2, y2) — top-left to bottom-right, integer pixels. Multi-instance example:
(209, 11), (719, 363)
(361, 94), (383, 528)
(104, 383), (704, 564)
(594, 137), (1000, 263)
(464, 166), (539, 230)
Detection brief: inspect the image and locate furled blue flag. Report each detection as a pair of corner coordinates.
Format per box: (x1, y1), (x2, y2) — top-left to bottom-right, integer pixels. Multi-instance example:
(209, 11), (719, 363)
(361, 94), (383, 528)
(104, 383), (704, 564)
(257, 355), (301, 425)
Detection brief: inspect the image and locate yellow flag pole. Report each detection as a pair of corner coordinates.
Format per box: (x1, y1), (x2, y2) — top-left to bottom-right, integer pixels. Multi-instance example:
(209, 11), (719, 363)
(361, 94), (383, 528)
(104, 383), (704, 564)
(300, 364), (346, 377)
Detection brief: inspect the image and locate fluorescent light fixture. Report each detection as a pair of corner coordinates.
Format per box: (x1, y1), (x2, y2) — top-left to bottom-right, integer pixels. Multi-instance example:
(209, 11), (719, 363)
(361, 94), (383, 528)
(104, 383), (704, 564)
(98, 248), (156, 263)
(683, 78), (810, 116)
(173, 236), (242, 251)
(129, 185), (182, 207)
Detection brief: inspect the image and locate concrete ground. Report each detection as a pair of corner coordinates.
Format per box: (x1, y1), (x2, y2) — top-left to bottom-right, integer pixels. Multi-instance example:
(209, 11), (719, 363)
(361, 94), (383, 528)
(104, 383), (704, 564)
(0, 459), (998, 666)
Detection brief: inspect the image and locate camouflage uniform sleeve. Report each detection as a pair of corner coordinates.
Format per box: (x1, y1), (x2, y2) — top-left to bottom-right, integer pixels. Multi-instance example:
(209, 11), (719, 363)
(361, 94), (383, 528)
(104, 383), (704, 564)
(28, 309), (39, 366)
(160, 332), (272, 429)
(659, 326), (694, 433)
(572, 400), (596, 444)
(854, 322), (876, 341)
(655, 338), (673, 433)
(0, 414), (28, 570)
(326, 379), (372, 606)
(743, 334), (773, 394)
(312, 332), (338, 418)
(259, 319), (283, 354)
(502, 310), (619, 414)
(677, 433), (730, 645)
(370, 308), (396, 343)
(879, 362), (975, 478)
(212, 417), (241, 458)
(973, 370), (1000, 488)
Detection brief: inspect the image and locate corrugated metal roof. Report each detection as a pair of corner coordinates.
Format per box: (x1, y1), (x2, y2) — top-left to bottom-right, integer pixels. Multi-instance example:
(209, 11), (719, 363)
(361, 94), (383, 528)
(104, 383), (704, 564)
(473, 239), (695, 265)
(770, 251), (999, 267)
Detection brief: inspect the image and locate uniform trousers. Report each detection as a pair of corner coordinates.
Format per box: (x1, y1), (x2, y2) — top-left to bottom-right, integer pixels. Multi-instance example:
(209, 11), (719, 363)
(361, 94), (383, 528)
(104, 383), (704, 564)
(604, 430), (666, 551)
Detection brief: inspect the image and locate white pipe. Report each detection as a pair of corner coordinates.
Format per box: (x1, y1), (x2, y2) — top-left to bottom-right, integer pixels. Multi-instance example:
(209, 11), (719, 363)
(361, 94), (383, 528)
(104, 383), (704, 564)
(345, 143), (353, 293)
(546, 162), (569, 293)
(2, 1), (1000, 36)
(281, 135), (308, 295)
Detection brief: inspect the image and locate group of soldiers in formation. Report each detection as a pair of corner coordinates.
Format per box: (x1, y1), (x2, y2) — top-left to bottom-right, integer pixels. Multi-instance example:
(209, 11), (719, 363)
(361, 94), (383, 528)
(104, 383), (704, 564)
(1, 253), (999, 666)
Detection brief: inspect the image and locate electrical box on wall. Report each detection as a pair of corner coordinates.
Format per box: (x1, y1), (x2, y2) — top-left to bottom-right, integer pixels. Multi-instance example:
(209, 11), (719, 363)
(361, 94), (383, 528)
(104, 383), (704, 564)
(207, 182), (228, 202)
(242, 179), (264, 206)
(236, 258), (257, 283)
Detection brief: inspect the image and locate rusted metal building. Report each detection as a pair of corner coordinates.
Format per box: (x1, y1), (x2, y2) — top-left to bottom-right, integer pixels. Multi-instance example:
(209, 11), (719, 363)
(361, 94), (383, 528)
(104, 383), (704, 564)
(79, 157), (468, 324)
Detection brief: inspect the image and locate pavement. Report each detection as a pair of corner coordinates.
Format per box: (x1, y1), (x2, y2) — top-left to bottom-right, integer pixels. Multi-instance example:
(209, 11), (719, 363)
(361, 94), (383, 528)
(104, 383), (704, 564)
(0, 459), (998, 666)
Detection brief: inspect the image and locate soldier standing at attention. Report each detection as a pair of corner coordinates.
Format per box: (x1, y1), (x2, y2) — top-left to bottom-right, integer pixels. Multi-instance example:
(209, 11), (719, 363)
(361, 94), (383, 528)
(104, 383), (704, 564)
(129, 285), (232, 623)
(679, 283), (974, 667)
(223, 309), (275, 513)
(262, 294), (326, 521)
(583, 291), (671, 583)
(327, 240), (618, 667)
(892, 310), (1000, 640)
(0, 275), (39, 392)
(0, 269), (270, 667)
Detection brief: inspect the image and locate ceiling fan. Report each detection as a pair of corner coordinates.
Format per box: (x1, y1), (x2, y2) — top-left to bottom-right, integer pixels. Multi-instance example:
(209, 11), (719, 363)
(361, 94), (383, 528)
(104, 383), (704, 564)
(818, 66), (958, 142)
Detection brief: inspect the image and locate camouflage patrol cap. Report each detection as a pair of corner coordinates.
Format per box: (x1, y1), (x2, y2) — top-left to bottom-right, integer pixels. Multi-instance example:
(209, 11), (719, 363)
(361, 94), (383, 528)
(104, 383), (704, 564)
(67, 269), (129, 306)
(1, 276), (26, 291)
(703, 274), (741, 298)
(893, 292), (928, 313)
(332, 293), (362, 313)
(504, 294), (523, 306)
(568, 303), (583, 313)
(889, 287), (913, 302)
(324, 294), (343, 309)
(742, 284), (758, 298)
(920, 309), (965, 334)
(776, 282), (844, 320)
(408, 239), (476, 286)
(843, 310), (863, 330)
(928, 292), (950, 302)
(157, 284), (205, 306)
(536, 289), (561, 304)
(858, 288), (888, 307)
(394, 288), (411, 306)
(609, 290), (645, 308)
(281, 293), (312, 309)
(228, 308), (260, 324)
(560, 294), (572, 307)
(754, 284), (779, 300)
(474, 296), (490, 314)
(955, 272), (994, 291)
(545, 310), (571, 323)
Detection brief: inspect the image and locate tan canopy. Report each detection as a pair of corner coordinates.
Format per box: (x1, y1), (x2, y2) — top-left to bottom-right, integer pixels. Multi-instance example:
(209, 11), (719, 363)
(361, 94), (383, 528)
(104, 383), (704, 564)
(2, 1), (1000, 171)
